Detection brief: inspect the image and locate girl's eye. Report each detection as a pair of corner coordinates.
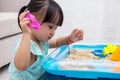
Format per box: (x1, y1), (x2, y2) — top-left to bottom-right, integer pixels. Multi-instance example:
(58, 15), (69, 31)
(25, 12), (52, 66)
(48, 26), (53, 29)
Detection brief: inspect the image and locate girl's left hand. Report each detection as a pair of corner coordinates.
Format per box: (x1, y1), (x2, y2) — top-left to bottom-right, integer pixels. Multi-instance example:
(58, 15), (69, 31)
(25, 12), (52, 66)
(70, 29), (84, 43)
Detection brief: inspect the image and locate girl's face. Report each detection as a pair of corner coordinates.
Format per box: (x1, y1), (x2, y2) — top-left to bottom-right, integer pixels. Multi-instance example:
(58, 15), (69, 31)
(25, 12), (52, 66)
(32, 22), (58, 42)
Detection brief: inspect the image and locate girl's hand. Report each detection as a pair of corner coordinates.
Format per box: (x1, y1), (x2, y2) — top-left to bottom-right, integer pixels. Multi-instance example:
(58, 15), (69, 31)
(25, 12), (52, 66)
(69, 29), (84, 43)
(19, 11), (32, 34)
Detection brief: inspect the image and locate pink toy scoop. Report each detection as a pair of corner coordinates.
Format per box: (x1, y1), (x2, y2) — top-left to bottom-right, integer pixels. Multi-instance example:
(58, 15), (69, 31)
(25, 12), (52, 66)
(25, 13), (41, 30)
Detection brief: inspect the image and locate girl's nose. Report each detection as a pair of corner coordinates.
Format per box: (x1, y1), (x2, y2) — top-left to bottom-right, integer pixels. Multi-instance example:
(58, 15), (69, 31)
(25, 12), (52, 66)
(50, 30), (55, 36)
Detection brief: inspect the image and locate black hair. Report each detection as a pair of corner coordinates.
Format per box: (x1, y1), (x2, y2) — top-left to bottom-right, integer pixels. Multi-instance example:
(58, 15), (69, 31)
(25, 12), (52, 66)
(18, 0), (64, 30)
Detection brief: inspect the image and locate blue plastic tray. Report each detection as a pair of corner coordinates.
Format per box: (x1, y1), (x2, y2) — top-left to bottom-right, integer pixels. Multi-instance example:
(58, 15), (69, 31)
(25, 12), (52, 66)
(42, 44), (120, 79)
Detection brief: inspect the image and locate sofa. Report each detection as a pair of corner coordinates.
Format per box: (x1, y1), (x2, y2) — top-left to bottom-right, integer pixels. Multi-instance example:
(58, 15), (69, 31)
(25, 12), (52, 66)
(0, 12), (22, 68)
(0, 12), (55, 69)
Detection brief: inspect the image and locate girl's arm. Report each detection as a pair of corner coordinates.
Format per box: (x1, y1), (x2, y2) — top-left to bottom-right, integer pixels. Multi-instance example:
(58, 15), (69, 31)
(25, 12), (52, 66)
(14, 33), (31, 71)
(14, 11), (32, 71)
(49, 29), (84, 48)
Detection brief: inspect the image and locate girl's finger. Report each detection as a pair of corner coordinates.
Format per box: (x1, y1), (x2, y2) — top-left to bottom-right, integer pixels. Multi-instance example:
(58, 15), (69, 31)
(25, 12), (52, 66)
(78, 29), (83, 35)
(22, 18), (30, 22)
(19, 11), (30, 21)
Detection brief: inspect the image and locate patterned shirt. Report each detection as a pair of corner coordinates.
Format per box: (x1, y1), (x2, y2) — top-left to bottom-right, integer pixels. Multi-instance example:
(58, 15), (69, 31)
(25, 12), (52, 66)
(9, 38), (49, 80)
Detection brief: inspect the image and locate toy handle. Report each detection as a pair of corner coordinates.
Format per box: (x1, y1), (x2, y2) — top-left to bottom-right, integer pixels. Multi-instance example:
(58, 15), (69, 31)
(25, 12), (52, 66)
(25, 13), (41, 30)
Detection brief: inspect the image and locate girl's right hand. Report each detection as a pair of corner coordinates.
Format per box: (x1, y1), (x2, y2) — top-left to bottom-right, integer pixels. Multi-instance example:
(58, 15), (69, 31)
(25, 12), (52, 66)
(19, 11), (32, 34)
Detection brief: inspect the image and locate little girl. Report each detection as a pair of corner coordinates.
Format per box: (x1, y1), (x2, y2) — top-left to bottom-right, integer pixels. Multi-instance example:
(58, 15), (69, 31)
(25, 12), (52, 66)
(9, 0), (84, 80)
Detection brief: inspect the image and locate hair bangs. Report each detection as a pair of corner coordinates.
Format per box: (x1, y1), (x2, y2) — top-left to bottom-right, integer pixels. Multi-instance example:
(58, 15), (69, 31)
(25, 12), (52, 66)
(42, 0), (63, 26)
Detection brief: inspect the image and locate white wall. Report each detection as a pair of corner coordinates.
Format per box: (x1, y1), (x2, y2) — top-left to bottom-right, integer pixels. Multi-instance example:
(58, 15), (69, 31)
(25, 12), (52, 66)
(0, 0), (120, 43)
(55, 0), (120, 44)
(103, 0), (120, 42)
(0, 0), (29, 12)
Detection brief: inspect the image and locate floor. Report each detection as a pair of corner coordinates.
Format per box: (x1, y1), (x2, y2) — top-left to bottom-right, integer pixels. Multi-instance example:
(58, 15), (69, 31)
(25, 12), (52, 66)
(0, 64), (9, 80)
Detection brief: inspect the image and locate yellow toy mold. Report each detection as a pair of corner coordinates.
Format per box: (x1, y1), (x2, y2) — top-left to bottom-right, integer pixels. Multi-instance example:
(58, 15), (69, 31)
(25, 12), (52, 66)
(103, 42), (118, 56)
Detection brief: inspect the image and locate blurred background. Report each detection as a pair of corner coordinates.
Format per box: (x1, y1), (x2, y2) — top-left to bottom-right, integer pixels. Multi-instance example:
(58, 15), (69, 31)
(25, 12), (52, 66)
(0, 0), (120, 79)
(56, 0), (120, 43)
(0, 0), (120, 43)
